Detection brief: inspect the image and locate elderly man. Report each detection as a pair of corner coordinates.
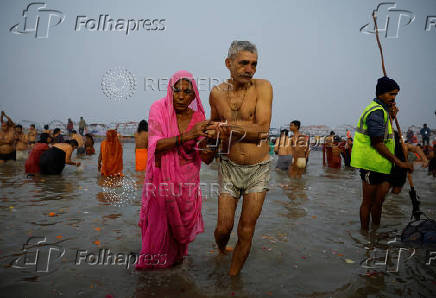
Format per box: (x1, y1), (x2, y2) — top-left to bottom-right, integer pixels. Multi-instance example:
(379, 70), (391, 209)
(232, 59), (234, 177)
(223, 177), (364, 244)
(209, 40), (273, 276)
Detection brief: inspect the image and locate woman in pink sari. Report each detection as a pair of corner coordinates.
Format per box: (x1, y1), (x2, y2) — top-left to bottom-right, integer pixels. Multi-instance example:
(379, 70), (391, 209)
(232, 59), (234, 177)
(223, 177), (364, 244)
(137, 70), (215, 269)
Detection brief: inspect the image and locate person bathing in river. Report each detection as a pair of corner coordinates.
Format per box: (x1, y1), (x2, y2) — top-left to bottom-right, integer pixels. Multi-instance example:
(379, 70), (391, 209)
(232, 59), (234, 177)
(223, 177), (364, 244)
(27, 124), (37, 147)
(15, 124), (29, 161)
(135, 120), (148, 171)
(39, 140), (80, 174)
(0, 111), (16, 163)
(209, 41), (273, 276)
(84, 133), (95, 155)
(136, 71), (215, 269)
(274, 129), (291, 170)
(25, 133), (51, 175)
(71, 130), (85, 155)
(288, 120), (309, 178)
(98, 130), (123, 177)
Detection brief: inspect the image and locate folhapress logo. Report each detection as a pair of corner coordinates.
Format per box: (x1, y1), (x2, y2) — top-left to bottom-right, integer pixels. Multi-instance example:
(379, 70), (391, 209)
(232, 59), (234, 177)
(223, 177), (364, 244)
(10, 2), (167, 39)
(11, 236), (65, 272)
(360, 2), (415, 38)
(10, 2), (65, 39)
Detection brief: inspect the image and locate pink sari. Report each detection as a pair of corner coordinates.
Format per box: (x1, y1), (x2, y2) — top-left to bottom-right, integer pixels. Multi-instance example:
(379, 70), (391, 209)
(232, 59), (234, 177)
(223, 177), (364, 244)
(136, 71), (205, 269)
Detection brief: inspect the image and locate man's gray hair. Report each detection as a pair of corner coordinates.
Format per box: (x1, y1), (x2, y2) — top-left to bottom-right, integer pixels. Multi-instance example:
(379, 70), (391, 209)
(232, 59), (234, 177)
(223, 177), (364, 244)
(227, 41), (257, 59)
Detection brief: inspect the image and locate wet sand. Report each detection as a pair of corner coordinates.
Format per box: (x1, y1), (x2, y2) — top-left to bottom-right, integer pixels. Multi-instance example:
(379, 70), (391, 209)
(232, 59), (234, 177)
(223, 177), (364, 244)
(1, 143), (436, 297)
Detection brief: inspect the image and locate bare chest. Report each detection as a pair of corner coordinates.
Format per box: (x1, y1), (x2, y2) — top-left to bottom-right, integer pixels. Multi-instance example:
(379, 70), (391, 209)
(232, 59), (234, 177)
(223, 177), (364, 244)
(216, 89), (257, 122)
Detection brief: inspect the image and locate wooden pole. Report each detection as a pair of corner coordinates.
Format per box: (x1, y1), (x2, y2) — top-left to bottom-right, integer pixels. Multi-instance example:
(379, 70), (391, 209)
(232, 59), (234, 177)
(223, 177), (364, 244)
(372, 11), (414, 187)
(372, 12), (387, 77)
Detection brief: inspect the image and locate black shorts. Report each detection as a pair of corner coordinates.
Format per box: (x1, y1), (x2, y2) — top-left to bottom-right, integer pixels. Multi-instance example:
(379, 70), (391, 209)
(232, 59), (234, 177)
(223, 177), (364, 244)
(360, 169), (389, 185)
(0, 151), (16, 162)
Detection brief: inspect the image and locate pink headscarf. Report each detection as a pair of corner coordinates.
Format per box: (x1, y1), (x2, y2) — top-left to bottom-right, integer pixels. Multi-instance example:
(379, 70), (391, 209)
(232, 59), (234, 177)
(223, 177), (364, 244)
(144, 70), (205, 184)
(137, 71), (205, 269)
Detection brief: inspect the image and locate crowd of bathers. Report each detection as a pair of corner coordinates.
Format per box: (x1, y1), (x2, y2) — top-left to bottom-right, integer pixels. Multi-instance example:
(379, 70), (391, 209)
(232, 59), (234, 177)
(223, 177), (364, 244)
(0, 111), (95, 173)
(269, 122), (436, 179)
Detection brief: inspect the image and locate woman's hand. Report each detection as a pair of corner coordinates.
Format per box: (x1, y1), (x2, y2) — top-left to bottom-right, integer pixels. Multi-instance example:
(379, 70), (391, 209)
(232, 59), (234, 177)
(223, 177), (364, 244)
(183, 121), (213, 141)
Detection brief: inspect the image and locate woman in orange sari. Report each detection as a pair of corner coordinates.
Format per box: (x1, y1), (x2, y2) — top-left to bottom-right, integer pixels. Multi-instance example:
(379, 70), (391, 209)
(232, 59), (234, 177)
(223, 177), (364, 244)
(98, 130), (123, 176)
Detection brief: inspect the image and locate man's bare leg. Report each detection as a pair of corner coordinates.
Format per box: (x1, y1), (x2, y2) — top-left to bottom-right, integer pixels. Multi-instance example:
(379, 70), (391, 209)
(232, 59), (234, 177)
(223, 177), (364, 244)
(370, 182), (390, 226)
(229, 191), (265, 276)
(296, 167), (304, 179)
(288, 164), (296, 178)
(360, 181), (377, 231)
(214, 194), (238, 254)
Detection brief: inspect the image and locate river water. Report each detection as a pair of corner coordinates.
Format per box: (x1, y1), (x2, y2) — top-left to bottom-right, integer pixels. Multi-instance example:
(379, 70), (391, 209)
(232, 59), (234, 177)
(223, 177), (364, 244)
(1, 143), (435, 297)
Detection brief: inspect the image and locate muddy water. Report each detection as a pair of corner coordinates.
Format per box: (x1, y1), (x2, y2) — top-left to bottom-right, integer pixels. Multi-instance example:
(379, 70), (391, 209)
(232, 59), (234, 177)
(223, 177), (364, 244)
(1, 143), (435, 297)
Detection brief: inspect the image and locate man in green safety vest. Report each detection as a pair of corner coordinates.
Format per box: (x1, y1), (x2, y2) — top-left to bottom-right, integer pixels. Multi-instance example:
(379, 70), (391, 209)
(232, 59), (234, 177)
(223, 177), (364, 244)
(351, 77), (413, 231)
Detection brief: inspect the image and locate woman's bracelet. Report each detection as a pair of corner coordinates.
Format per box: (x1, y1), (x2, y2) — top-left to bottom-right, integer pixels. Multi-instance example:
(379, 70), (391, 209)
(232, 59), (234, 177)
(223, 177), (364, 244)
(175, 134), (185, 147)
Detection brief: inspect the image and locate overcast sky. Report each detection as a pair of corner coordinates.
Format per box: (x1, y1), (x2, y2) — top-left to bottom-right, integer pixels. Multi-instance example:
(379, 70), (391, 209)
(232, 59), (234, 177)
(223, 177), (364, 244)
(1, 0), (435, 130)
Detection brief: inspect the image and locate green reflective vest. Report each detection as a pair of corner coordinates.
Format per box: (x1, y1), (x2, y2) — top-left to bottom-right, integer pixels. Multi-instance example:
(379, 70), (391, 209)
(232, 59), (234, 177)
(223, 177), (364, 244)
(350, 100), (395, 174)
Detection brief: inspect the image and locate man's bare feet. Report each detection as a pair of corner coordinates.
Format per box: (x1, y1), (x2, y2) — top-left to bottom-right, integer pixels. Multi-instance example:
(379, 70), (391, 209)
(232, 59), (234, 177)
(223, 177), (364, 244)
(218, 245), (234, 255)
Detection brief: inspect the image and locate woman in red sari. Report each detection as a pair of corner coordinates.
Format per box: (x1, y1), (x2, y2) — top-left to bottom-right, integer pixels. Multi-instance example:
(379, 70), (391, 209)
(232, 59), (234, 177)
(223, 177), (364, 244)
(25, 133), (51, 174)
(136, 71), (215, 269)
